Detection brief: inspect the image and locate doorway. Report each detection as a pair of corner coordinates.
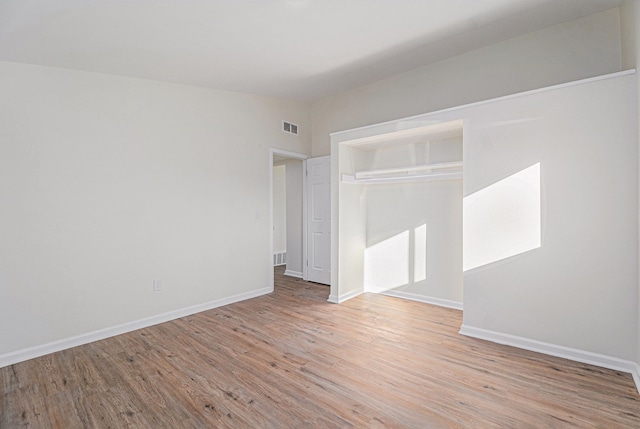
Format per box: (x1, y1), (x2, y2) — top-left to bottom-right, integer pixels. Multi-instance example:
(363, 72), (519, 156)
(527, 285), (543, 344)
(269, 149), (308, 291)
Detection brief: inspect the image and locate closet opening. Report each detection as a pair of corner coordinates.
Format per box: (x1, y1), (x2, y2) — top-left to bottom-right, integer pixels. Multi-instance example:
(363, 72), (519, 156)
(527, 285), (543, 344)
(333, 120), (463, 309)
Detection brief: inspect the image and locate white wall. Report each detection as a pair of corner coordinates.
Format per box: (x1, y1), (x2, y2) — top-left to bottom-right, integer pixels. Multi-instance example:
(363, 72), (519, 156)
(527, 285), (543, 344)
(333, 72), (638, 365)
(284, 159), (304, 276)
(312, 8), (622, 156)
(0, 61), (311, 360)
(272, 164), (287, 254)
(620, 0), (640, 371)
(461, 73), (638, 362)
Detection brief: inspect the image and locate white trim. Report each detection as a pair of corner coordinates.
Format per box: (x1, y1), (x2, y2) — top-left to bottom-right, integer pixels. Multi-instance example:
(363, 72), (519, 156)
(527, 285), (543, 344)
(342, 120), (463, 148)
(328, 288), (363, 304)
(302, 159), (308, 280)
(0, 286), (272, 369)
(459, 325), (639, 383)
(330, 70), (636, 139)
(270, 148), (309, 161)
(632, 364), (640, 395)
(284, 270), (303, 278)
(382, 290), (463, 310)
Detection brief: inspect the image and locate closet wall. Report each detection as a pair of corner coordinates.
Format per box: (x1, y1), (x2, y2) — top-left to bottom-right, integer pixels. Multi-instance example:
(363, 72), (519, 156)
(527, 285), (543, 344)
(355, 136), (463, 306)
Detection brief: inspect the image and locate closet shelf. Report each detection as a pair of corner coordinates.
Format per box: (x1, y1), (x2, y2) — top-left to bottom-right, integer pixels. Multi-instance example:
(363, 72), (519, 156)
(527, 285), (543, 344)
(342, 161), (463, 185)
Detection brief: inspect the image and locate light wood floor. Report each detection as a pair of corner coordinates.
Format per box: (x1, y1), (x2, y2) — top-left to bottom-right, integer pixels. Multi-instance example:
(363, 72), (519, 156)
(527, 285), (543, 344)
(2, 267), (639, 428)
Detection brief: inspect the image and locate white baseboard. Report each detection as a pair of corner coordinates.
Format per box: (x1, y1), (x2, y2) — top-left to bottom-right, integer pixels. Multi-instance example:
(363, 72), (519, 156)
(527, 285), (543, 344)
(328, 288), (363, 304)
(381, 290), (463, 310)
(284, 270), (303, 279)
(0, 286), (272, 369)
(459, 324), (640, 394)
(633, 364), (640, 395)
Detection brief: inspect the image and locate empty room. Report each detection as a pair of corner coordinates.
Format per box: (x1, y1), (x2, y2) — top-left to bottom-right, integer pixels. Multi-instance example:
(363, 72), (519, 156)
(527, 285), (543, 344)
(2, 0), (640, 427)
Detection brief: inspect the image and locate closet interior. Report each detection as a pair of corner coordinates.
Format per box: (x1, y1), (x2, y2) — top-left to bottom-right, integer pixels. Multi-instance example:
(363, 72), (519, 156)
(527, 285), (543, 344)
(339, 120), (464, 307)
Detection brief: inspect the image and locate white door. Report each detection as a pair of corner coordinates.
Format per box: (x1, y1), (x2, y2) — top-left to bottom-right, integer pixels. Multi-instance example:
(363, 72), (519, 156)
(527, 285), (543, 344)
(306, 156), (331, 285)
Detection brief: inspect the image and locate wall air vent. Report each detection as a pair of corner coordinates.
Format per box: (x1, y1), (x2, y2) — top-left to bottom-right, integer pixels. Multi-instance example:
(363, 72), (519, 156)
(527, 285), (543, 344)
(282, 121), (299, 135)
(273, 252), (287, 266)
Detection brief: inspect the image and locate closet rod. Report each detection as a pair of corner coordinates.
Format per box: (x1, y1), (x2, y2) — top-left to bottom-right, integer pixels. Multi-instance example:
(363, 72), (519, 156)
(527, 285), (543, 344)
(354, 161), (462, 179)
(342, 171), (462, 185)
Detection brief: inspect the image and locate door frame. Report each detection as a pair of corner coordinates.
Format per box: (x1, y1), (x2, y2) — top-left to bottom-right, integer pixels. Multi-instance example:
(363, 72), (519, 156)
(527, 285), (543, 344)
(269, 148), (309, 291)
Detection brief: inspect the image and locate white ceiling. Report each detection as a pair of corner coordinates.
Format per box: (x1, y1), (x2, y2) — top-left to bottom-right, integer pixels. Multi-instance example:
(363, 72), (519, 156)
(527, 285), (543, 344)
(0, 0), (623, 100)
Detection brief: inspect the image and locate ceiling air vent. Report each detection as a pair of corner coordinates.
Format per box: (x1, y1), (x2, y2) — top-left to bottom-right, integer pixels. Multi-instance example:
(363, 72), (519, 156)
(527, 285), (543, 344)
(282, 120), (299, 135)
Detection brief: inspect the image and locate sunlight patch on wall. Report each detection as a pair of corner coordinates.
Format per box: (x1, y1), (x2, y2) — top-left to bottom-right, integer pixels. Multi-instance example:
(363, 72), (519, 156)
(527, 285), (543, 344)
(364, 230), (409, 292)
(414, 224), (427, 282)
(463, 163), (541, 272)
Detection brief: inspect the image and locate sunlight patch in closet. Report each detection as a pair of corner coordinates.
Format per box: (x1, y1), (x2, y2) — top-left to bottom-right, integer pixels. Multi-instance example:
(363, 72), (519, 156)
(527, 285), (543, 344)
(364, 224), (429, 293)
(463, 163), (541, 272)
(364, 230), (409, 292)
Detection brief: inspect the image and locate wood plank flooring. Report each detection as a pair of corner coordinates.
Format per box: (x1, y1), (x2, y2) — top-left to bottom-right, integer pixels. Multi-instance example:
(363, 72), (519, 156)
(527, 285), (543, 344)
(2, 266), (639, 428)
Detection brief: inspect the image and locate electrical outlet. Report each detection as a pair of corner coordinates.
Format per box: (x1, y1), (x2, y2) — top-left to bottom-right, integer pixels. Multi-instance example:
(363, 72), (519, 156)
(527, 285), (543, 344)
(152, 279), (162, 291)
